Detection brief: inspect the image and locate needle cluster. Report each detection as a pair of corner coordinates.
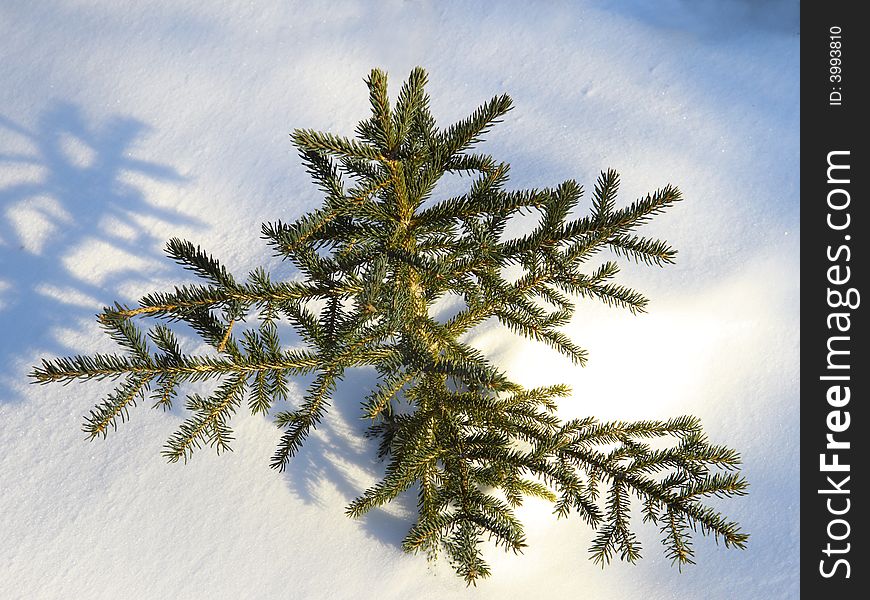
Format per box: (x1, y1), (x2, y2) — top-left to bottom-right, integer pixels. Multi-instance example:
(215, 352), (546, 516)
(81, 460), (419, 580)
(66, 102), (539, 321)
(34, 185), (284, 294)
(32, 68), (747, 584)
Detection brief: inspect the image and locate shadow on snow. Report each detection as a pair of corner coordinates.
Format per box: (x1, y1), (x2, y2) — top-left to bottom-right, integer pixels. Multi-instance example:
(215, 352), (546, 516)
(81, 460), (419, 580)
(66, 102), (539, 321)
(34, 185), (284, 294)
(0, 101), (410, 549)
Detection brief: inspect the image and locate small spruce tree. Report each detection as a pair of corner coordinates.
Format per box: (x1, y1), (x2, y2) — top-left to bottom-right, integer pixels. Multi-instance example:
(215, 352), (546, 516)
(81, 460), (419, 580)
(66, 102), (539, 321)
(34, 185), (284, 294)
(32, 67), (748, 584)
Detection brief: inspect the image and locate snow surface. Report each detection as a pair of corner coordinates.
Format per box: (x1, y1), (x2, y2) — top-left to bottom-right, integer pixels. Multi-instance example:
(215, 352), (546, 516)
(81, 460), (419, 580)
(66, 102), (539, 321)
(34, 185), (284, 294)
(1, 1), (799, 598)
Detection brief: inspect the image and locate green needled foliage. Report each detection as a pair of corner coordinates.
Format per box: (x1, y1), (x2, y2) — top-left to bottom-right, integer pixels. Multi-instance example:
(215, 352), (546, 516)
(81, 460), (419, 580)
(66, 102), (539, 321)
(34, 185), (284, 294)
(31, 67), (748, 584)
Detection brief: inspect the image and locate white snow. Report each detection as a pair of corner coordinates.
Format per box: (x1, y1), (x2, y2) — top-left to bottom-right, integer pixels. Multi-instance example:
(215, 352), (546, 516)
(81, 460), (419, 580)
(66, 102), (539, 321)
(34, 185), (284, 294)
(1, 1), (799, 598)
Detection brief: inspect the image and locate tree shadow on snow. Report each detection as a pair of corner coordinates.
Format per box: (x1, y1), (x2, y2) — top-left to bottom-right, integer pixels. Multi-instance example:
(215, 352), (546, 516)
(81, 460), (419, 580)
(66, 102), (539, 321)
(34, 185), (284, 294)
(274, 366), (418, 549)
(0, 102), (200, 403)
(0, 102), (420, 551)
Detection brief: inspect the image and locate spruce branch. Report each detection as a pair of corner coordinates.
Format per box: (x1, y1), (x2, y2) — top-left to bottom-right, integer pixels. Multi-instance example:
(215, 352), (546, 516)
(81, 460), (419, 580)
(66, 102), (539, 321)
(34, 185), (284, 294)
(31, 67), (747, 584)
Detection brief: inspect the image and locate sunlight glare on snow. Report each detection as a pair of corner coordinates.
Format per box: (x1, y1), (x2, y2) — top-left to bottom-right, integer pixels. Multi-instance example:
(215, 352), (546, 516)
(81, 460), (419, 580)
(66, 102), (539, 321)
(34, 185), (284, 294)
(496, 252), (789, 422)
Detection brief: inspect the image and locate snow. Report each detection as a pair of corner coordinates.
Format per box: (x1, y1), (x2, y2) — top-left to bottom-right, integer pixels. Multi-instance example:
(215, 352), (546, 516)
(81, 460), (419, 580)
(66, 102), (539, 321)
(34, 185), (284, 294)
(1, 1), (799, 598)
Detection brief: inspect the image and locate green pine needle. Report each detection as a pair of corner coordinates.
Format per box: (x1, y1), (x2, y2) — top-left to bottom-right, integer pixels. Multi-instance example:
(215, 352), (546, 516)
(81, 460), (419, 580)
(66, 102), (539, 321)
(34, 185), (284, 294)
(30, 67), (747, 584)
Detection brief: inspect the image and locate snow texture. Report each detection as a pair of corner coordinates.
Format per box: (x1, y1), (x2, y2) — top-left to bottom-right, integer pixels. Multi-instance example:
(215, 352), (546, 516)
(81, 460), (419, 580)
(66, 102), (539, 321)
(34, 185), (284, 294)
(1, 1), (799, 598)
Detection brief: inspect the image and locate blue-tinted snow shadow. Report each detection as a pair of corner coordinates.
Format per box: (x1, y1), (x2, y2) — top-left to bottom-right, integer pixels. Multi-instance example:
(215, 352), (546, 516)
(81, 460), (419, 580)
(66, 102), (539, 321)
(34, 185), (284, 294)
(0, 101), (411, 549)
(274, 366), (415, 548)
(0, 102), (201, 402)
(590, 0), (800, 38)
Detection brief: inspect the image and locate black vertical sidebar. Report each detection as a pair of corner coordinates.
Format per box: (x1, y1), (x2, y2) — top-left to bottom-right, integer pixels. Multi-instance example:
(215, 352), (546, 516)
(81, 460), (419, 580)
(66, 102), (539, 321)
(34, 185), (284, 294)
(802, 2), (866, 597)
